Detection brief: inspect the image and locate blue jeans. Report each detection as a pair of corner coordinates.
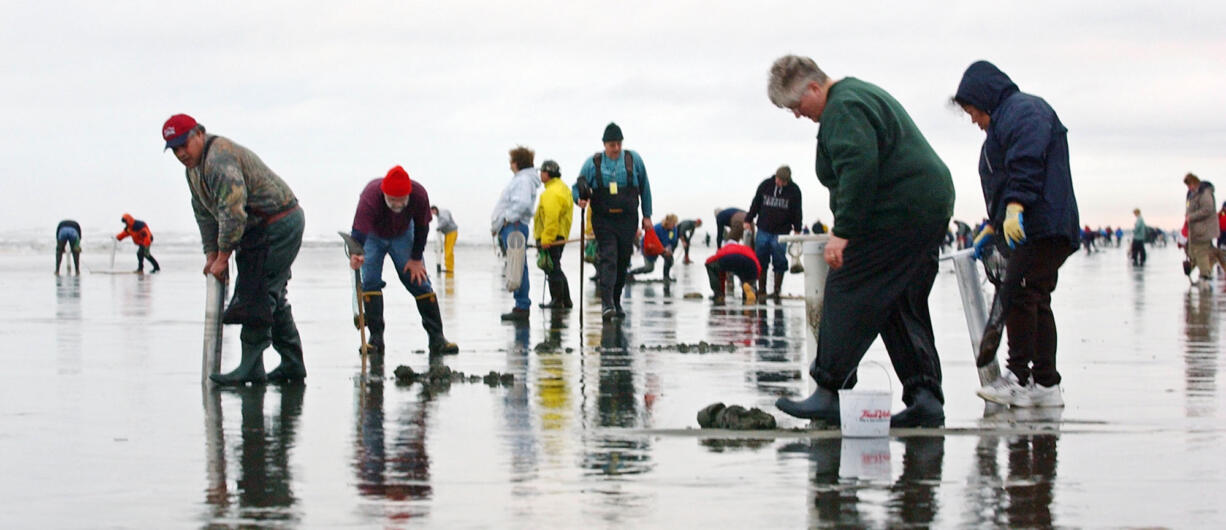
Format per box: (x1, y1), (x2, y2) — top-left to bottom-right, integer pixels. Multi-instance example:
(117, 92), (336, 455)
(754, 230), (788, 273)
(499, 222), (531, 309)
(361, 225), (434, 298)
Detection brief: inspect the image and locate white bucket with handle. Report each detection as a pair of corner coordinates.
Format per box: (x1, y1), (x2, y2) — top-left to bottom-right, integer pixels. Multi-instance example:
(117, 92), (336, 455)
(838, 361), (893, 438)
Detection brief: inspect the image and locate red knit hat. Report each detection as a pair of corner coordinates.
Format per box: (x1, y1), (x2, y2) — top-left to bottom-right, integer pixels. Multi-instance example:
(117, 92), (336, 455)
(380, 165), (413, 196)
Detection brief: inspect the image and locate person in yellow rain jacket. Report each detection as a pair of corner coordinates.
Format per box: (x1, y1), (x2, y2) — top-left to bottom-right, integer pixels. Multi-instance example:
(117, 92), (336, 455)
(533, 159), (574, 309)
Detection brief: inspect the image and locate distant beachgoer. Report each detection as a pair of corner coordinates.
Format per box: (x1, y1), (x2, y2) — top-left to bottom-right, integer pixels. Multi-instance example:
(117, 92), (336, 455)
(705, 223), (760, 305)
(1184, 172), (1222, 283)
(163, 113), (305, 385)
(430, 206), (458, 273)
(116, 213), (160, 273)
(768, 54), (953, 428)
(351, 166), (458, 355)
(629, 214), (679, 282)
(713, 207), (746, 249)
(1218, 201), (1226, 252)
(572, 122), (653, 322)
(676, 218), (702, 264)
(744, 165), (803, 302)
(1131, 209), (1148, 266)
(954, 60), (1080, 408)
(55, 219), (82, 275)
(492, 145), (541, 322)
(1115, 226), (1124, 247)
(533, 159), (574, 309)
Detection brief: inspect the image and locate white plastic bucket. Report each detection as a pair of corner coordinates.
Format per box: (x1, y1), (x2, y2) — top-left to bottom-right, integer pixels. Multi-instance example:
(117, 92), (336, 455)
(837, 361), (893, 437)
(838, 437), (892, 479)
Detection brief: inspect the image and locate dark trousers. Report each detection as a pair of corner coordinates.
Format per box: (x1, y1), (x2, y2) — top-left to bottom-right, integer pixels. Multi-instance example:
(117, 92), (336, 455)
(1000, 237), (1074, 387)
(592, 213), (637, 307)
(706, 254), (758, 294)
(1129, 239), (1146, 265)
(137, 245), (159, 271)
(811, 219), (947, 405)
(238, 209), (305, 362)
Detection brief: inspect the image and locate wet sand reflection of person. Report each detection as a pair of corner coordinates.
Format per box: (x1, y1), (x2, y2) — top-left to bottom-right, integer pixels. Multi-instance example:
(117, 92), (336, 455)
(55, 276), (83, 375)
(504, 313), (538, 479)
(1183, 291), (1218, 417)
(203, 384), (304, 525)
(582, 323), (652, 476)
(352, 353), (433, 522)
(967, 434), (1059, 527)
(785, 436), (945, 526)
(754, 308), (802, 388)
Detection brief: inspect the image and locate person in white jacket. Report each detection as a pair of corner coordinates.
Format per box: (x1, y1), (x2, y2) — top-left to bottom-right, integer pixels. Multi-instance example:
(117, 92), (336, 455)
(491, 145), (541, 321)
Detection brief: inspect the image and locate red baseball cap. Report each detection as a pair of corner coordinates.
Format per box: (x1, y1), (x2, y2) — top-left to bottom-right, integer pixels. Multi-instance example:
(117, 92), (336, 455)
(162, 114), (197, 150)
(380, 165), (413, 196)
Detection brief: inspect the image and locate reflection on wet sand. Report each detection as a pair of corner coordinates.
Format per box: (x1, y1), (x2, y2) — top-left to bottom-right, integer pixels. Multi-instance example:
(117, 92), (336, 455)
(55, 276), (82, 375)
(583, 323), (652, 477)
(966, 433), (1059, 527)
(203, 384), (304, 525)
(784, 436), (946, 527)
(1183, 291), (1219, 418)
(352, 354), (432, 523)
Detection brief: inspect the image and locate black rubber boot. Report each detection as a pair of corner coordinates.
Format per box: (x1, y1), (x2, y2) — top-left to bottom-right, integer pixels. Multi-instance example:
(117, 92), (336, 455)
(772, 271), (784, 303)
(364, 294), (385, 354)
(266, 304), (307, 383)
(757, 275), (768, 304)
(148, 254), (160, 273)
(209, 342), (267, 386)
(539, 276), (573, 309)
(890, 387), (945, 428)
(775, 386), (840, 424)
(417, 294), (458, 354)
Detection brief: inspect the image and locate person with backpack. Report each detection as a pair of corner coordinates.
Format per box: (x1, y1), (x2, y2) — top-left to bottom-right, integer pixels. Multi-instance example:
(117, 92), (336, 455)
(572, 122), (653, 322)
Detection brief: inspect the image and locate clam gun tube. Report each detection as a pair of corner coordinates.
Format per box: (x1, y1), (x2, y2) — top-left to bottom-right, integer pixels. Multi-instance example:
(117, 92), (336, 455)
(777, 234), (830, 395)
(202, 275), (227, 385)
(942, 249), (1003, 386)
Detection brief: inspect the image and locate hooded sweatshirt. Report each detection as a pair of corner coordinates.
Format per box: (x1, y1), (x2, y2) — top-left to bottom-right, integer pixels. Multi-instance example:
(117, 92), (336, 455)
(491, 167), (541, 234)
(955, 61), (1080, 246)
(1186, 181), (1219, 243)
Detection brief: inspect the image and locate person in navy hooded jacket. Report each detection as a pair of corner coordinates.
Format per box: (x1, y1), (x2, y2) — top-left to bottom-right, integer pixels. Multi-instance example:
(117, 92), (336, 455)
(953, 60), (1081, 409)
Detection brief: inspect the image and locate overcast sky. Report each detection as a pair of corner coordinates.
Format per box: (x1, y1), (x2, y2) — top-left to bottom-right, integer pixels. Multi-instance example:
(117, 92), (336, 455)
(3, 1), (1224, 243)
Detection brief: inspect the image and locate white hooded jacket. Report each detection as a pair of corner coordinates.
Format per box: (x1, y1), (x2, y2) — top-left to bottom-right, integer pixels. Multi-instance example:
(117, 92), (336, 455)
(491, 167), (541, 233)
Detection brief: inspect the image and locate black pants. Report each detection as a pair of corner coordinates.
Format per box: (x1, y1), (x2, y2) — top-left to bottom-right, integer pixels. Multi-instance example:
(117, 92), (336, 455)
(1000, 237), (1074, 387)
(810, 219), (947, 405)
(137, 245), (159, 271)
(592, 213), (637, 307)
(706, 254), (758, 295)
(1129, 239), (1146, 265)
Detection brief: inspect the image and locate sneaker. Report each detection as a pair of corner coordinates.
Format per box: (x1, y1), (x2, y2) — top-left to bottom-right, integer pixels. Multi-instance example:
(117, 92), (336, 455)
(976, 371), (1032, 407)
(1028, 382), (1065, 408)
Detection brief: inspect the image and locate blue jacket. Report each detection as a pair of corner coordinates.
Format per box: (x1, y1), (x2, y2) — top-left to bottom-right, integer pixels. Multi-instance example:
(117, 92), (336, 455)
(654, 223), (679, 250)
(955, 61), (1080, 245)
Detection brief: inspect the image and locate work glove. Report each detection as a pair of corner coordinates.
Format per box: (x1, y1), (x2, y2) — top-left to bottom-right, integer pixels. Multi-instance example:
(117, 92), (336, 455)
(1003, 203), (1026, 248)
(972, 226), (995, 261)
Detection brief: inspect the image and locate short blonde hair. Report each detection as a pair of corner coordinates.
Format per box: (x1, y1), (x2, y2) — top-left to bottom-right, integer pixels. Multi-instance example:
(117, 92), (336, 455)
(775, 165), (792, 184)
(663, 214), (678, 228)
(768, 55), (828, 108)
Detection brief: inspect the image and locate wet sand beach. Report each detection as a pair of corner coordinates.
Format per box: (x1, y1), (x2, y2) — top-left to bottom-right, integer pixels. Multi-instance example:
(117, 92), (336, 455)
(1, 240), (1223, 527)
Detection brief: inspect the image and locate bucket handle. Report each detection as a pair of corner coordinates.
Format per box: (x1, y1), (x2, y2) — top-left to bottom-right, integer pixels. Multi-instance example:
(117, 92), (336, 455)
(838, 360), (893, 394)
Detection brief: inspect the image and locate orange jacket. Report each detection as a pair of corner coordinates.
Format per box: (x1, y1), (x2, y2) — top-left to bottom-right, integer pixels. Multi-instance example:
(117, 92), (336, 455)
(116, 213), (154, 246)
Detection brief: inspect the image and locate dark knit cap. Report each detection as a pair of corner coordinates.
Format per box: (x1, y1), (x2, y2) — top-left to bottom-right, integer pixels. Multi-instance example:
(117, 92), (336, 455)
(602, 122), (623, 142)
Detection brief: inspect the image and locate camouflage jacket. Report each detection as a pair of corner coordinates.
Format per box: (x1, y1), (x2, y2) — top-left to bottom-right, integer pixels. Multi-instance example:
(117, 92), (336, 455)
(186, 135), (298, 253)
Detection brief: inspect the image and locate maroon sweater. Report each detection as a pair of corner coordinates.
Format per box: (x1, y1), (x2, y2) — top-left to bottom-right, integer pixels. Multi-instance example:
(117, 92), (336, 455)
(351, 179), (433, 259)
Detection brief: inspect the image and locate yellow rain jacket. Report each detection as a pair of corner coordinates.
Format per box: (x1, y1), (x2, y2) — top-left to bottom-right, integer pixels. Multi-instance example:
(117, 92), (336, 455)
(533, 177), (574, 246)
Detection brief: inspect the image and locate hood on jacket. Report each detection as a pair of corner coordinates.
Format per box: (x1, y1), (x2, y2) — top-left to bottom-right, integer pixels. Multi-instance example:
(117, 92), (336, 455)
(1191, 180), (1215, 198)
(121, 213), (134, 227)
(954, 60), (1019, 114)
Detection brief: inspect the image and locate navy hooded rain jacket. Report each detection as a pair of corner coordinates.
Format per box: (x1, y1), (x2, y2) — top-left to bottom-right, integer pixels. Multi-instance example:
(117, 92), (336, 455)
(955, 61), (1080, 246)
